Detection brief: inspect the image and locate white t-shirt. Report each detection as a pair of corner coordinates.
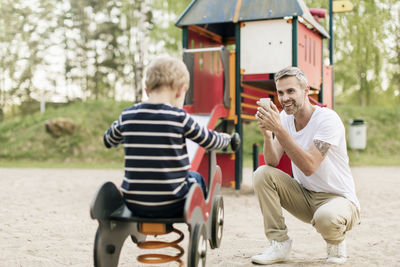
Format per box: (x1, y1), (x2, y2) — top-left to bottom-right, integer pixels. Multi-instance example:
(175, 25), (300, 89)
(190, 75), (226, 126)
(280, 106), (360, 210)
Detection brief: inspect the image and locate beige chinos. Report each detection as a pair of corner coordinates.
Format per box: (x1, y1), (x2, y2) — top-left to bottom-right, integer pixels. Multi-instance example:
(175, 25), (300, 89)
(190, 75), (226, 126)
(253, 165), (360, 244)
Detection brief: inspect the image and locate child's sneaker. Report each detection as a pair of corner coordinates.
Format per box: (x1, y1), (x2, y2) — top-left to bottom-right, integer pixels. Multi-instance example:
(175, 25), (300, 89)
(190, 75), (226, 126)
(251, 238), (292, 265)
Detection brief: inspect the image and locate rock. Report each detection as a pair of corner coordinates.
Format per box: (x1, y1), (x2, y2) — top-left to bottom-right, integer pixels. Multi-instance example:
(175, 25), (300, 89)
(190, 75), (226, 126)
(45, 118), (76, 137)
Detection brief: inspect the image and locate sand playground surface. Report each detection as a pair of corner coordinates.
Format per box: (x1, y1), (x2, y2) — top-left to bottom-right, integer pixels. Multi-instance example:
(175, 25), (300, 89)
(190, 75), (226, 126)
(1, 166), (400, 266)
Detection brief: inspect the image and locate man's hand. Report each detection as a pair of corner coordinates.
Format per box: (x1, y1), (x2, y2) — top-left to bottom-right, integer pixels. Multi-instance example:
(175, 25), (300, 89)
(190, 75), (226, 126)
(255, 100), (285, 166)
(256, 101), (282, 134)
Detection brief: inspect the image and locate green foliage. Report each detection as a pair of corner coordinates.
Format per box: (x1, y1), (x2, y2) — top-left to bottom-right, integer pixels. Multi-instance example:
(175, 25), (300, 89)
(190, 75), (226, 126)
(150, 0), (192, 54)
(0, 0), (58, 107)
(305, 0), (399, 107)
(386, 3), (400, 106)
(0, 0), (192, 107)
(1, 0), (398, 110)
(333, 0), (390, 106)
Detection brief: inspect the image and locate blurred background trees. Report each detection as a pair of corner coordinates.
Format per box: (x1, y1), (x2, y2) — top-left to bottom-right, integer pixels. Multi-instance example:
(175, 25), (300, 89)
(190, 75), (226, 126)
(0, 0), (398, 116)
(332, 0), (398, 107)
(0, 0), (190, 115)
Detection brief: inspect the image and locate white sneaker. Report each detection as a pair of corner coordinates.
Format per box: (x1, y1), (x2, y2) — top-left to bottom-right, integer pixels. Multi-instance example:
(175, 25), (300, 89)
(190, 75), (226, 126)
(251, 239), (292, 265)
(326, 240), (346, 263)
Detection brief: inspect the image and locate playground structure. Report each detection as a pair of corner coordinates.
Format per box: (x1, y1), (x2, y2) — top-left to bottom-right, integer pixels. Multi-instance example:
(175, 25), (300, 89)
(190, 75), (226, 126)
(90, 1), (337, 266)
(176, 0), (334, 189)
(91, 135), (240, 267)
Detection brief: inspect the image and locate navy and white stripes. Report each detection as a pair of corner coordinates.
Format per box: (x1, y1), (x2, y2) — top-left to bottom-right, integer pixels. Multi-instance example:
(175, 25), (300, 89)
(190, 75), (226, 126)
(104, 103), (230, 217)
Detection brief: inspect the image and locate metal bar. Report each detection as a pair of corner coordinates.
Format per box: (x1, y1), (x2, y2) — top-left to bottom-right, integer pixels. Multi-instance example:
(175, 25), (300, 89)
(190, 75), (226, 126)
(241, 114), (257, 120)
(241, 83), (277, 95)
(241, 102), (258, 110)
(183, 46), (224, 53)
(241, 92), (261, 101)
(234, 23), (243, 191)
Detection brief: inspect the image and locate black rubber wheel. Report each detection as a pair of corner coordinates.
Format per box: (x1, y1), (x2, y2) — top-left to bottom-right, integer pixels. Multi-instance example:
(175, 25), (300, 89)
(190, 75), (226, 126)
(93, 228), (100, 267)
(188, 223), (207, 267)
(210, 196), (224, 249)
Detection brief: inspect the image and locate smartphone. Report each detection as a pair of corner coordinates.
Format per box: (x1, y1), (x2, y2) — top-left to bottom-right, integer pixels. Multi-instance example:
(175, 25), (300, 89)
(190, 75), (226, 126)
(259, 98), (270, 109)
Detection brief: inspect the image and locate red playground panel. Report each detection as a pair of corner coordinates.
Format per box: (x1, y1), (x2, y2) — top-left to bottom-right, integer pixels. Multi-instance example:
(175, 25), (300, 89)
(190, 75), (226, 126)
(198, 153), (236, 188)
(258, 153), (293, 177)
(188, 30), (224, 114)
(297, 22), (323, 90)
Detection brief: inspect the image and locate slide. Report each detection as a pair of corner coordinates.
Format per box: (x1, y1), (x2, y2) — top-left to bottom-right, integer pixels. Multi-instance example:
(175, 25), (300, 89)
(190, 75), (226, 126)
(185, 104), (229, 171)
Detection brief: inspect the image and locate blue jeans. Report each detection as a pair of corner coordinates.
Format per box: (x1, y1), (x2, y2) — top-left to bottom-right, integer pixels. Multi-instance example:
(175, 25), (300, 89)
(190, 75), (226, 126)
(188, 171), (207, 198)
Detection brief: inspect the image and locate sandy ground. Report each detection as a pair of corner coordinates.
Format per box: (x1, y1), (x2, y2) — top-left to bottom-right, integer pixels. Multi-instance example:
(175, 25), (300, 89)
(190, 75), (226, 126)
(0, 166), (400, 267)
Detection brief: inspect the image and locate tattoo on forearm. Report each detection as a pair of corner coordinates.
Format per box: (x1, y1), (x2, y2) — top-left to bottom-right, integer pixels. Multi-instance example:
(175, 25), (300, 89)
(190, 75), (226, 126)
(313, 140), (331, 156)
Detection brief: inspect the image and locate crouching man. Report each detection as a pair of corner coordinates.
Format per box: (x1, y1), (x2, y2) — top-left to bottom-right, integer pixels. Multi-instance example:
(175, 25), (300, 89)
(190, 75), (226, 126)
(252, 66), (360, 264)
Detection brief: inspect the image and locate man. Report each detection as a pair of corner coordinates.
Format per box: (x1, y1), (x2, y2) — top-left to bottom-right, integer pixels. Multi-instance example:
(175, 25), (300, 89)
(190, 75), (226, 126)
(251, 66), (360, 264)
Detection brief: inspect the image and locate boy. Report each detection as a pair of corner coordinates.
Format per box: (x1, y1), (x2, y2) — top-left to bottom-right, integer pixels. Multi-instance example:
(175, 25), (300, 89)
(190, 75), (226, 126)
(104, 56), (231, 218)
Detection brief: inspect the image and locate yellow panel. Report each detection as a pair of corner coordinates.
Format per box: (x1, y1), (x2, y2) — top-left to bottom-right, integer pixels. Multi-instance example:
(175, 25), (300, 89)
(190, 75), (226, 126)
(333, 0), (354, 13)
(226, 51), (238, 124)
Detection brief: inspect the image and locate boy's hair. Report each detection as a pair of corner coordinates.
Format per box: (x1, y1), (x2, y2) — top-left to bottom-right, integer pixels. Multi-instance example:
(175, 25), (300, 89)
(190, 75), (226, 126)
(145, 56), (189, 92)
(274, 66), (309, 89)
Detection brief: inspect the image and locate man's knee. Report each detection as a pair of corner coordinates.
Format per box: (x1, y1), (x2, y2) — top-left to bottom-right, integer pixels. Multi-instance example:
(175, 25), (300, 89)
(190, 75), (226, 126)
(312, 209), (343, 237)
(253, 165), (274, 190)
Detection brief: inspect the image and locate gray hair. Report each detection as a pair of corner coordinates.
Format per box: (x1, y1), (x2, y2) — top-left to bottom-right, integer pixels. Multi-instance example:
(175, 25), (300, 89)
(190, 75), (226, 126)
(274, 66), (309, 88)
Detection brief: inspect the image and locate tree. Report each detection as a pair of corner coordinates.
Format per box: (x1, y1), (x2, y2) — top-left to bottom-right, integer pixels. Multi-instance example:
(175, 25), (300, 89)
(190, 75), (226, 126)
(150, 0), (192, 53)
(0, 0), (208, 110)
(65, 0), (125, 100)
(386, 2), (400, 105)
(0, 0), (58, 113)
(119, 0), (153, 103)
(332, 0), (391, 106)
(305, 0), (396, 107)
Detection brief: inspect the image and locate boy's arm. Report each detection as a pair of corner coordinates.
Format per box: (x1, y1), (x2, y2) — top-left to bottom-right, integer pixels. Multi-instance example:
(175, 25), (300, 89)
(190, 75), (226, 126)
(183, 114), (231, 150)
(104, 116), (123, 148)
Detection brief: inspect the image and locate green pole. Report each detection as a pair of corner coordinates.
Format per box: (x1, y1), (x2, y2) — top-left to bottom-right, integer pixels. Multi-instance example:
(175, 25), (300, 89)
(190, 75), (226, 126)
(182, 26), (188, 49)
(235, 23), (243, 190)
(329, 0), (334, 65)
(292, 17), (298, 67)
(319, 39), (324, 103)
(329, 0), (335, 108)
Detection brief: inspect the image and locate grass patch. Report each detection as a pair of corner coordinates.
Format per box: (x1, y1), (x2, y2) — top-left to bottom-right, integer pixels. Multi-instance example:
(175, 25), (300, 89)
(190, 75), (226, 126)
(335, 105), (400, 166)
(1, 101), (399, 168)
(0, 100), (130, 168)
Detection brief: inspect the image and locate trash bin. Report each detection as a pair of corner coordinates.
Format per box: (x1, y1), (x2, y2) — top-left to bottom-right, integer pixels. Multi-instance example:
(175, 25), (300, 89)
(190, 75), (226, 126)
(348, 119), (367, 150)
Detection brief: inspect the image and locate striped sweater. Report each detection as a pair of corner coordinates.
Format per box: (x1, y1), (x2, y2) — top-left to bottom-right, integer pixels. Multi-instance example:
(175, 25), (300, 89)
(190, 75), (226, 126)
(104, 103), (230, 217)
